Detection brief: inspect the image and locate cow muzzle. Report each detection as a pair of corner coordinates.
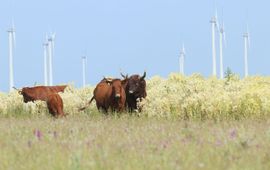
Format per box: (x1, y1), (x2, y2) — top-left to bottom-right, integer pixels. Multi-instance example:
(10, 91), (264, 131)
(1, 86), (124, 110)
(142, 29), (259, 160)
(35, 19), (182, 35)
(115, 94), (121, 98)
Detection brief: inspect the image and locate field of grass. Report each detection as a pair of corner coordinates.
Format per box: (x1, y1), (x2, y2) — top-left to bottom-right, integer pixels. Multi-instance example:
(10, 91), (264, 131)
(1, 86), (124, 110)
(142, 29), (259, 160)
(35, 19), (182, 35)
(1, 74), (270, 169)
(1, 114), (270, 170)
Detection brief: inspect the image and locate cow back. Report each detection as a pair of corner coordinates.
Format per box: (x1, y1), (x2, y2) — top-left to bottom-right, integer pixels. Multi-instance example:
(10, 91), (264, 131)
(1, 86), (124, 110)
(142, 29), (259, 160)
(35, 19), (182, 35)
(93, 82), (112, 109)
(21, 85), (67, 102)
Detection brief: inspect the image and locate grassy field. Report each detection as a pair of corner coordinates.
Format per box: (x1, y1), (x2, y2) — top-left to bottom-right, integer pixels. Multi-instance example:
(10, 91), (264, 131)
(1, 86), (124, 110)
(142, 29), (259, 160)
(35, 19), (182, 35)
(2, 74), (270, 169)
(1, 114), (270, 170)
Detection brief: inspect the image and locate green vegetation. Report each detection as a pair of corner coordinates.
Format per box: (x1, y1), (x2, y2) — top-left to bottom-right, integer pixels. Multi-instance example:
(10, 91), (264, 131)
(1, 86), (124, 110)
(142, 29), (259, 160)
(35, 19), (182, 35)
(1, 74), (270, 169)
(0, 115), (269, 170)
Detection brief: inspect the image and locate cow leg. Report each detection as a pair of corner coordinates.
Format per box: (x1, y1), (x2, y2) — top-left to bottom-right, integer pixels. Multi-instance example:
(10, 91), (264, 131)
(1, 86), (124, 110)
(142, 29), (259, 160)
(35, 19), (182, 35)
(127, 103), (133, 113)
(103, 107), (108, 114)
(57, 108), (65, 117)
(96, 103), (100, 110)
(48, 107), (56, 117)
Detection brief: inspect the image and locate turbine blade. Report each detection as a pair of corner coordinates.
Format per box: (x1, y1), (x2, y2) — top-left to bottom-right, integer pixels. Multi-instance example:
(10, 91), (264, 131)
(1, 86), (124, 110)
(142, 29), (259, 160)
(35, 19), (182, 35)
(215, 10), (220, 31)
(51, 33), (55, 51)
(45, 33), (48, 42)
(222, 22), (226, 47)
(247, 25), (250, 48)
(223, 31), (227, 47)
(12, 32), (16, 49)
(12, 20), (15, 30)
(11, 20), (16, 48)
(248, 34), (251, 48)
(182, 44), (186, 55)
(52, 33), (56, 40)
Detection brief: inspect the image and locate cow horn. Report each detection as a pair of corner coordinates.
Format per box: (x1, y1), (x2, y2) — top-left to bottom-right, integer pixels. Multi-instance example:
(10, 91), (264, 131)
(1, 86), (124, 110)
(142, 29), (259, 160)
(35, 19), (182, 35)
(141, 71), (146, 80)
(120, 72), (126, 78)
(13, 86), (22, 94)
(121, 73), (128, 79)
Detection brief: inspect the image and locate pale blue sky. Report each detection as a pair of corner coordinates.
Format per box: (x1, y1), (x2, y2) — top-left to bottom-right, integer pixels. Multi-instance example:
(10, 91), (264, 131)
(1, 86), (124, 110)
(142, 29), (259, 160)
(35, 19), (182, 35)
(0, 0), (268, 91)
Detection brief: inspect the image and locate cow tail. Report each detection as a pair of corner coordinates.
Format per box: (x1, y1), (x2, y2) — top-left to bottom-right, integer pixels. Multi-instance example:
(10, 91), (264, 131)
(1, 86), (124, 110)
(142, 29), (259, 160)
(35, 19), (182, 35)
(79, 96), (95, 111)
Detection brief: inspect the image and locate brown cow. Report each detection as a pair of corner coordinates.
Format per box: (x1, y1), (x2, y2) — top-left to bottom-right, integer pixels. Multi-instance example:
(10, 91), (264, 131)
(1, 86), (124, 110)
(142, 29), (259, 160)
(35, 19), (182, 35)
(18, 85), (67, 103)
(46, 93), (65, 117)
(80, 78), (126, 113)
(121, 72), (147, 112)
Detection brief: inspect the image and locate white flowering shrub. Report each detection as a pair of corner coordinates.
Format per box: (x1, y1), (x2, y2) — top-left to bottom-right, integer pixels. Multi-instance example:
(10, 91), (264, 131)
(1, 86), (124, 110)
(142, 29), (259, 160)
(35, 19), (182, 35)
(2, 74), (270, 119)
(141, 73), (270, 120)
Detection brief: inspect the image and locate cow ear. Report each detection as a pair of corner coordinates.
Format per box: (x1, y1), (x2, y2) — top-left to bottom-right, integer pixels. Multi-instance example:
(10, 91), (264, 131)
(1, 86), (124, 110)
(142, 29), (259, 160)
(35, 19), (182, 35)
(121, 79), (127, 85)
(105, 78), (113, 85)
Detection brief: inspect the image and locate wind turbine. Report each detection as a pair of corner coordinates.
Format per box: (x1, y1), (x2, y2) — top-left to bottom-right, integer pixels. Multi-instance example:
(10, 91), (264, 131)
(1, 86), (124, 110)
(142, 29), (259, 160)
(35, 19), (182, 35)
(7, 21), (16, 92)
(210, 11), (219, 77)
(219, 22), (226, 79)
(47, 33), (55, 86)
(179, 44), (185, 75)
(43, 35), (49, 86)
(82, 56), (87, 87)
(243, 26), (250, 78)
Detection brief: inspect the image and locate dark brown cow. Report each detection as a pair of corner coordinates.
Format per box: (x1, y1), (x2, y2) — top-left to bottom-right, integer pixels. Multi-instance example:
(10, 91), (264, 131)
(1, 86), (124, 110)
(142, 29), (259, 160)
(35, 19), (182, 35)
(80, 78), (126, 113)
(18, 85), (67, 103)
(121, 72), (147, 112)
(46, 93), (65, 117)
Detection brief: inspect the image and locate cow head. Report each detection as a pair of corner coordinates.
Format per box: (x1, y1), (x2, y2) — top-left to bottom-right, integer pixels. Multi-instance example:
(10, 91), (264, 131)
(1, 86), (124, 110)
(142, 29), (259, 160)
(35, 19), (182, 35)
(127, 71), (146, 98)
(20, 88), (35, 103)
(111, 79), (124, 99)
(13, 86), (22, 95)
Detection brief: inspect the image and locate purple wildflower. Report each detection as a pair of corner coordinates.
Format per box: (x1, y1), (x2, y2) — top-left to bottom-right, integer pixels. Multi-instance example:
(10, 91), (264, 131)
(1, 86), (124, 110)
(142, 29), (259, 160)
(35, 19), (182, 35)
(215, 139), (223, 146)
(229, 129), (237, 139)
(34, 129), (42, 140)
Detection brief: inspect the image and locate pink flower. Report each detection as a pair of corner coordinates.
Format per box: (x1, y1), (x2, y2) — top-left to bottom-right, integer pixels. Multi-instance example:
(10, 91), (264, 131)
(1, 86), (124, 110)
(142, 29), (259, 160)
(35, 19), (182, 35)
(34, 129), (42, 140)
(229, 129), (237, 139)
(215, 139), (223, 146)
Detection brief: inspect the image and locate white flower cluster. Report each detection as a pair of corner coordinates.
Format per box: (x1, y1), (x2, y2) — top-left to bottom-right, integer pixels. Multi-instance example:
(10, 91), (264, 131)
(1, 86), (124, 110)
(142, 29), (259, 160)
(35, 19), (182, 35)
(141, 73), (270, 119)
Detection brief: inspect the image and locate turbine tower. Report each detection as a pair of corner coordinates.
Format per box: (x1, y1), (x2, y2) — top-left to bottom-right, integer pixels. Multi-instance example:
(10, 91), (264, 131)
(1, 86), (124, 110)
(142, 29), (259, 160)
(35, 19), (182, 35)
(243, 26), (250, 78)
(210, 11), (219, 77)
(43, 35), (49, 86)
(7, 22), (16, 92)
(219, 22), (226, 79)
(47, 33), (55, 86)
(82, 56), (87, 88)
(179, 44), (185, 75)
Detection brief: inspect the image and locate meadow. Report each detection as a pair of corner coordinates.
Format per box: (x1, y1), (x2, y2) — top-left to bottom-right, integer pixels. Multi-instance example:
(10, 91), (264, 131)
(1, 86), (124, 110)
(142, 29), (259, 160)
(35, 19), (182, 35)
(0, 115), (270, 170)
(1, 73), (270, 169)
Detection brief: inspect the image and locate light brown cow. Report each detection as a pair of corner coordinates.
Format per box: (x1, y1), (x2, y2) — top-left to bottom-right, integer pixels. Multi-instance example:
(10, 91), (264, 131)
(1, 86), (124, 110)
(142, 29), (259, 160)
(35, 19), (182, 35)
(80, 78), (126, 113)
(46, 93), (65, 117)
(18, 85), (67, 103)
